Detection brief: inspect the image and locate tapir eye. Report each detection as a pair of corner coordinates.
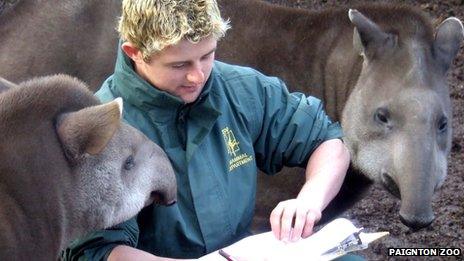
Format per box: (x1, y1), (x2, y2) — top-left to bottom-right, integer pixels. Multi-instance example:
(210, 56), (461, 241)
(374, 107), (390, 125)
(124, 155), (135, 170)
(437, 116), (448, 133)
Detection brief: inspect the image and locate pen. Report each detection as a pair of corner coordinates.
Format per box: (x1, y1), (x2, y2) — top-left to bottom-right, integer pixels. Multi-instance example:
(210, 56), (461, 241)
(218, 249), (235, 261)
(321, 229), (364, 256)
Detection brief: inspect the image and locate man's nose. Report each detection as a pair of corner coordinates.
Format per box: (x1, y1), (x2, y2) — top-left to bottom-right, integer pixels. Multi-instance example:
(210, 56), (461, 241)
(186, 65), (205, 84)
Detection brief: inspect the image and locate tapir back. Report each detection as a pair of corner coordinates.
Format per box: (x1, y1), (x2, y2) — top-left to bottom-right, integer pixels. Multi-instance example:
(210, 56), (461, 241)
(218, 1), (435, 120)
(0, 0), (120, 89)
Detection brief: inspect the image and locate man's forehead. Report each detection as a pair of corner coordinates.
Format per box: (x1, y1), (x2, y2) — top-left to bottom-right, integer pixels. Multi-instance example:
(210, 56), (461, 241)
(155, 36), (217, 61)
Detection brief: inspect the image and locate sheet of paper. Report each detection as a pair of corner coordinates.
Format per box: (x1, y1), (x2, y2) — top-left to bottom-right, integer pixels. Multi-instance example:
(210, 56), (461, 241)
(199, 218), (389, 261)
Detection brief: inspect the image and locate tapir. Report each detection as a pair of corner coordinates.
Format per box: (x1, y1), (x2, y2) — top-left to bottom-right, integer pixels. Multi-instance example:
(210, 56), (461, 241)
(217, 1), (463, 230)
(0, 0), (463, 229)
(0, 75), (177, 260)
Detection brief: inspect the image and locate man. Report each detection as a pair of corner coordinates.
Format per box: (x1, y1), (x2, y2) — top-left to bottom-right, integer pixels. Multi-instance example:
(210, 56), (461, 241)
(63, 0), (350, 260)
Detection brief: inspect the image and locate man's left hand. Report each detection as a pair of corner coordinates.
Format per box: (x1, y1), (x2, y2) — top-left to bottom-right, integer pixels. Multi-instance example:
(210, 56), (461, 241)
(269, 199), (321, 242)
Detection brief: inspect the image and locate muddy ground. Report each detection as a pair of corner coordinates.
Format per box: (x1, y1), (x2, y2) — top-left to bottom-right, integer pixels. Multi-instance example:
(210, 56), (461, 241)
(264, 0), (463, 260)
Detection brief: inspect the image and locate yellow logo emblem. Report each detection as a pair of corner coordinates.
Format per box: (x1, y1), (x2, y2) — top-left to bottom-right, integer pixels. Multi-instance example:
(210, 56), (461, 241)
(222, 127), (253, 172)
(222, 127), (240, 157)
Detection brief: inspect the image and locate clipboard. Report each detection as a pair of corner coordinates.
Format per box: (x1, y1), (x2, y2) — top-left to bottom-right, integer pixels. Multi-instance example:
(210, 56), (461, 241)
(199, 218), (389, 260)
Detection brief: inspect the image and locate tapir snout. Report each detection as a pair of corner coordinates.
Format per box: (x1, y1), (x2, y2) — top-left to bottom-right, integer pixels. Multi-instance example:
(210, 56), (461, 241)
(400, 212), (434, 230)
(388, 105), (446, 230)
(381, 170), (436, 229)
(147, 162), (177, 207)
(117, 125), (178, 209)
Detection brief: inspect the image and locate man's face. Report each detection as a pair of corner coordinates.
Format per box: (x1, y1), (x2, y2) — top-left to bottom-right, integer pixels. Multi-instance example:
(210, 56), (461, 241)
(134, 36), (217, 104)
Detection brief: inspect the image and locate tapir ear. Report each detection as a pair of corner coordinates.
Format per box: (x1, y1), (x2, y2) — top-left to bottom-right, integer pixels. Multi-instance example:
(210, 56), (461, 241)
(349, 9), (397, 60)
(433, 17), (464, 72)
(0, 77), (18, 93)
(56, 98), (123, 163)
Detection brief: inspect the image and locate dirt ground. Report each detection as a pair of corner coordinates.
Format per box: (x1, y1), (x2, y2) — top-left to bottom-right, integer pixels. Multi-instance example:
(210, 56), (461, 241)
(264, 0), (464, 260)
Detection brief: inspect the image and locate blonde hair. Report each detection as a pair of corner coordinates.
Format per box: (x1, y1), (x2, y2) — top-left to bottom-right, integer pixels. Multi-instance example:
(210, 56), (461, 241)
(118, 0), (230, 62)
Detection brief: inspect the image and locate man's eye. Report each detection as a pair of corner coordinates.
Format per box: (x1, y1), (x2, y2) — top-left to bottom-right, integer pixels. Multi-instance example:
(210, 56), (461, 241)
(202, 53), (216, 62)
(202, 53), (213, 60)
(172, 63), (185, 68)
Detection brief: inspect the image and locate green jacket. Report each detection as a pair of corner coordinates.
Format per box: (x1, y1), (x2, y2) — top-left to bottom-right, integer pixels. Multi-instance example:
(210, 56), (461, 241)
(62, 47), (343, 260)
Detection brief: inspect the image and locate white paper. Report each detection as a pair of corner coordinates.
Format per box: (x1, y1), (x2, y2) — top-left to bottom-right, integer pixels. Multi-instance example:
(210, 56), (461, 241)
(199, 218), (389, 261)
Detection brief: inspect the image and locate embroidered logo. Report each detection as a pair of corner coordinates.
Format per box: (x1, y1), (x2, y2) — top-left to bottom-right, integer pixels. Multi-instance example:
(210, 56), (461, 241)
(222, 127), (240, 157)
(222, 127), (253, 172)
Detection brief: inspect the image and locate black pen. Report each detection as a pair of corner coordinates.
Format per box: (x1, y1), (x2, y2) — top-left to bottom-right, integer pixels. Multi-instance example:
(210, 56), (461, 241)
(218, 249), (235, 261)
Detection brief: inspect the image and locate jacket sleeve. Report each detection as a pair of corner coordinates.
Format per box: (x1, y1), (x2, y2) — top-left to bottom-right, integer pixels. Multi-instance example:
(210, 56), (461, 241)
(60, 217), (139, 261)
(251, 77), (343, 175)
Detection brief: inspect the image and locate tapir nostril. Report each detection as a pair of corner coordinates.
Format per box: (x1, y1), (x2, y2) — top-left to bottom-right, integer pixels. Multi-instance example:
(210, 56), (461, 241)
(150, 191), (166, 205)
(150, 191), (177, 206)
(400, 214), (434, 230)
(381, 172), (401, 198)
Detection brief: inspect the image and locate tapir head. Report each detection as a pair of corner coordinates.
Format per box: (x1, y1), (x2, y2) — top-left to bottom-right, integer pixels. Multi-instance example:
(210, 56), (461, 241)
(0, 75), (176, 254)
(56, 95), (178, 230)
(342, 9), (463, 229)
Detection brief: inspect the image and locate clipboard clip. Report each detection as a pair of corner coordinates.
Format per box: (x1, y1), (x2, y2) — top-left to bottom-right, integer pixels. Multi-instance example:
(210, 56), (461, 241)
(321, 227), (367, 256)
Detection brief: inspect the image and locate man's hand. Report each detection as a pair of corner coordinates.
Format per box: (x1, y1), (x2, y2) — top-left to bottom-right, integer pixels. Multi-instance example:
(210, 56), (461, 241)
(269, 139), (349, 243)
(269, 199), (321, 242)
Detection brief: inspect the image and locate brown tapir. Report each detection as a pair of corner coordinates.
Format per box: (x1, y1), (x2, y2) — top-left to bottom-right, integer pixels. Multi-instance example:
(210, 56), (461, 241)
(0, 0), (463, 229)
(217, 1), (463, 230)
(0, 75), (177, 260)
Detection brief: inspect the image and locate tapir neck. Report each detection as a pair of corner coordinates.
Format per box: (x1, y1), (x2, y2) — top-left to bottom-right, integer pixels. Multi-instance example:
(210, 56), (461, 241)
(0, 165), (97, 260)
(0, 189), (65, 260)
(0, 182), (108, 260)
(0, 164), (116, 260)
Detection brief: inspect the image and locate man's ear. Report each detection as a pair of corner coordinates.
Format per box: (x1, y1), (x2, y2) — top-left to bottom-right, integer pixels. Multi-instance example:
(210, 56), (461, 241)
(121, 42), (144, 64)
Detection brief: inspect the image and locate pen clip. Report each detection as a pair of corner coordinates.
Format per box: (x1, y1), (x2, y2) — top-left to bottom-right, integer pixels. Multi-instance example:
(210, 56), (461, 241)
(321, 227), (367, 256)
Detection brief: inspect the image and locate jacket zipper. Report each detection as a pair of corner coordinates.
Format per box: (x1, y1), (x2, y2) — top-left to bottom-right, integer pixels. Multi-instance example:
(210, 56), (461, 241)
(176, 105), (190, 150)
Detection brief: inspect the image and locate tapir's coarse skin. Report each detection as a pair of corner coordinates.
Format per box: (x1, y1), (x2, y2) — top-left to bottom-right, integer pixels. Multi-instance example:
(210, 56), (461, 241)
(0, 75), (177, 260)
(0, 0), (121, 89)
(0, 0), (463, 229)
(218, 1), (463, 229)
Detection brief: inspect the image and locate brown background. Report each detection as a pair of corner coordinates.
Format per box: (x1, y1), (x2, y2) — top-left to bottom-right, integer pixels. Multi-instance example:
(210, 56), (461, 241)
(264, 1), (463, 260)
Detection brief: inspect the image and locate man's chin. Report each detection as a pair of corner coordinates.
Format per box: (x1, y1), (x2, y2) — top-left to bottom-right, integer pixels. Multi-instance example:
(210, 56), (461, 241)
(181, 94), (201, 104)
